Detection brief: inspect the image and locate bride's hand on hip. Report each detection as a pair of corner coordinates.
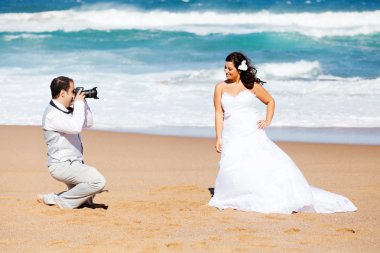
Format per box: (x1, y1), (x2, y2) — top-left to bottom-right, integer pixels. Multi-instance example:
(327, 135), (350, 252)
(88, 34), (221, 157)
(257, 120), (270, 129)
(215, 139), (223, 153)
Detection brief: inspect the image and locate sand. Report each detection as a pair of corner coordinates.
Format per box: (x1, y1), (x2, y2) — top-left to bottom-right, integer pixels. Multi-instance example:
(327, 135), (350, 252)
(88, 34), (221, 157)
(0, 125), (379, 252)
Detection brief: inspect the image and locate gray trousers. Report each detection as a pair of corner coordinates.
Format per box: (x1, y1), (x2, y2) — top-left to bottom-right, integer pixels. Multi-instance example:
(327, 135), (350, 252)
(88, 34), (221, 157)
(43, 161), (106, 209)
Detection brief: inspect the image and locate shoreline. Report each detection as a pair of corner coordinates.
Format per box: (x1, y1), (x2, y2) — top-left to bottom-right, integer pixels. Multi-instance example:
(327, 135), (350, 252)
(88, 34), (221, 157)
(2, 124), (380, 146)
(1, 125), (380, 252)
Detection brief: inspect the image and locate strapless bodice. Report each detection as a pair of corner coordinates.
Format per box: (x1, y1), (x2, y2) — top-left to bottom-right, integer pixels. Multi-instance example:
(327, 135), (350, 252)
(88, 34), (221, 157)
(221, 89), (261, 138)
(221, 89), (258, 119)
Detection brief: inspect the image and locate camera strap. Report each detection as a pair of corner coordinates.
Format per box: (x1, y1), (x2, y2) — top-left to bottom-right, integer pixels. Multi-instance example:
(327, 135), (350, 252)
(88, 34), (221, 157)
(50, 100), (73, 114)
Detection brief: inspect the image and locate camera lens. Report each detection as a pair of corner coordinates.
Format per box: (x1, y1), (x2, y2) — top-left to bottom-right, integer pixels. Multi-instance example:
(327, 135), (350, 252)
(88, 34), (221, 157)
(84, 87), (99, 99)
(74, 87), (99, 99)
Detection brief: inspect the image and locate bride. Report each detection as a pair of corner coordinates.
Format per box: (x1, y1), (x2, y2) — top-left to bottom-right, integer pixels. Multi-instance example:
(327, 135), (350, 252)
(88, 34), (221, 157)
(208, 52), (357, 214)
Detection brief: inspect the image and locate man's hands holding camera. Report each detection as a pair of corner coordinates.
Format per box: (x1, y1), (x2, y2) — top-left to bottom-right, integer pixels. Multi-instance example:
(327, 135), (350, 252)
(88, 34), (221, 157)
(74, 88), (86, 102)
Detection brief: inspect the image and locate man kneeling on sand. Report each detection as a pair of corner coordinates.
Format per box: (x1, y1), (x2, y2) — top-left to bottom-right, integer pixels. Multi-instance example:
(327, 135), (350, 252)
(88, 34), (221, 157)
(38, 76), (106, 209)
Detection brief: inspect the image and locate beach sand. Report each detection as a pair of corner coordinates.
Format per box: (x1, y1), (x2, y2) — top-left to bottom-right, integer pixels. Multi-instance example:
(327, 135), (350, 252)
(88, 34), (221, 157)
(0, 125), (379, 252)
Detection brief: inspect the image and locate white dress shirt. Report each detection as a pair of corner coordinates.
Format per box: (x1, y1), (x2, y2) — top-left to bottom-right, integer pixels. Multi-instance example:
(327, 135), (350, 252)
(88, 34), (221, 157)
(42, 99), (93, 166)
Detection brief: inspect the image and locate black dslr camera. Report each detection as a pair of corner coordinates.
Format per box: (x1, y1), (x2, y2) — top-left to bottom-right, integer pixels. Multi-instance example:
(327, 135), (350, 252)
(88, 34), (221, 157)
(74, 87), (99, 99)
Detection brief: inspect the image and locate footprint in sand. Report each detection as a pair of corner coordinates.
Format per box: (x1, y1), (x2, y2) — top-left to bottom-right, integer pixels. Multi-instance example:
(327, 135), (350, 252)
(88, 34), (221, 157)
(208, 235), (221, 241)
(284, 228), (301, 234)
(165, 242), (183, 250)
(48, 240), (68, 246)
(141, 245), (159, 253)
(191, 240), (209, 250)
(238, 234), (257, 242)
(336, 228), (356, 233)
(225, 227), (256, 233)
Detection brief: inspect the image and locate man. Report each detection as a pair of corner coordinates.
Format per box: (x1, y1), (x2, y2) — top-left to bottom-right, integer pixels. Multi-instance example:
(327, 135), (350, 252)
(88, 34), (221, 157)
(38, 76), (106, 209)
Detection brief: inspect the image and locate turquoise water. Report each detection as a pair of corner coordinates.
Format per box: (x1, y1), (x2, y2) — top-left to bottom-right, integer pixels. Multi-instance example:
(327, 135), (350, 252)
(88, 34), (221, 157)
(0, 0), (379, 144)
(2, 0), (379, 13)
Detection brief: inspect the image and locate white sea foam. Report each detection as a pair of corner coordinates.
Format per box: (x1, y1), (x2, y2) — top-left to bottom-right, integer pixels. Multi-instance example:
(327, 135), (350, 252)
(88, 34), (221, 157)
(260, 60), (323, 80)
(3, 33), (51, 41)
(0, 5), (379, 37)
(0, 60), (379, 131)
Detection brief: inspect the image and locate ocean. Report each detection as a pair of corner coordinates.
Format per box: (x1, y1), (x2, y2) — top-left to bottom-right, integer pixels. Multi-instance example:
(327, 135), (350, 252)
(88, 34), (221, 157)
(0, 0), (379, 144)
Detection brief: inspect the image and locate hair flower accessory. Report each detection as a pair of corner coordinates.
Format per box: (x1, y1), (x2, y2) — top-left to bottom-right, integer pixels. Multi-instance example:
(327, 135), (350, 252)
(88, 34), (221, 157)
(238, 60), (248, 71)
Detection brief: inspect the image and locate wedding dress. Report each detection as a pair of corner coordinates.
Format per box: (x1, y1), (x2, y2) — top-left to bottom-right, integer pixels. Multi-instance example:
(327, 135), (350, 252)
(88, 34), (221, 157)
(208, 90), (357, 214)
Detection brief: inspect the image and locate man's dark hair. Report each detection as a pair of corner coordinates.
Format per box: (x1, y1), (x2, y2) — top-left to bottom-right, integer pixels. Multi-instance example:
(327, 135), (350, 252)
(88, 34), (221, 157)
(50, 76), (73, 98)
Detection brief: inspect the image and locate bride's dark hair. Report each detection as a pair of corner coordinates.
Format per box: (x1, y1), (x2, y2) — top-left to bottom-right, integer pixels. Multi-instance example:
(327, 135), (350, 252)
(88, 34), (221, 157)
(225, 52), (265, 89)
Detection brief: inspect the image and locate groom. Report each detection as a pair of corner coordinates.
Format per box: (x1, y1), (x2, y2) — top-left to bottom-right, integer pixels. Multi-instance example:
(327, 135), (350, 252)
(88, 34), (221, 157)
(38, 76), (106, 209)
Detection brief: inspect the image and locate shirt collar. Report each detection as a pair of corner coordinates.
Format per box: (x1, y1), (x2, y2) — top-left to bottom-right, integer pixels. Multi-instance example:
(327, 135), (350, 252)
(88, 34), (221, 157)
(52, 99), (71, 113)
(51, 99), (72, 113)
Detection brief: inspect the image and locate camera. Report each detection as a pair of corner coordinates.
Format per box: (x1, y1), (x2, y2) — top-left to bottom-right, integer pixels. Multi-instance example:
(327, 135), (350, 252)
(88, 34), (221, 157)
(74, 87), (99, 99)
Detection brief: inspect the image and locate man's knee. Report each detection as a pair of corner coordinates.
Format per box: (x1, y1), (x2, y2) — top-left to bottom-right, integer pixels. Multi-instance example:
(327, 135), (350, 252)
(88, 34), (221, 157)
(97, 175), (106, 190)
(90, 174), (106, 191)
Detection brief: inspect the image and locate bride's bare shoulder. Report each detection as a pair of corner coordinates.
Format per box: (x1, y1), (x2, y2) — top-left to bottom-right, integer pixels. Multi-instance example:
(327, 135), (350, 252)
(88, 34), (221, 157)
(215, 81), (227, 90)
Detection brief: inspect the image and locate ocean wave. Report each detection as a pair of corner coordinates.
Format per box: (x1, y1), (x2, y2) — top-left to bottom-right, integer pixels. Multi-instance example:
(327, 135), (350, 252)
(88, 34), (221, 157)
(3, 33), (51, 41)
(260, 61), (323, 80)
(0, 5), (379, 37)
(74, 60), (326, 85)
(172, 60), (335, 82)
(141, 61), (327, 82)
(2, 62), (380, 129)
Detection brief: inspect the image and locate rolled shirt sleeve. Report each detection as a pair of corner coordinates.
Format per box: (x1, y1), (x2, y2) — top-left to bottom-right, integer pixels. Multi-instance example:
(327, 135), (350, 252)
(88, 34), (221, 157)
(84, 101), (94, 128)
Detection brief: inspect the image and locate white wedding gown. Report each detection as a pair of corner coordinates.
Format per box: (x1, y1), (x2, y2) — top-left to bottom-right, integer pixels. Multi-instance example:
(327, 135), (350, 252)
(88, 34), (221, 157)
(208, 90), (357, 214)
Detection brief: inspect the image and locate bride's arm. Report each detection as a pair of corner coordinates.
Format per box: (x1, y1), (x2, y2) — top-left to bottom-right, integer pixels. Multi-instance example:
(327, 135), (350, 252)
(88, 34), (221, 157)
(253, 82), (275, 129)
(214, 83), (224, 152)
